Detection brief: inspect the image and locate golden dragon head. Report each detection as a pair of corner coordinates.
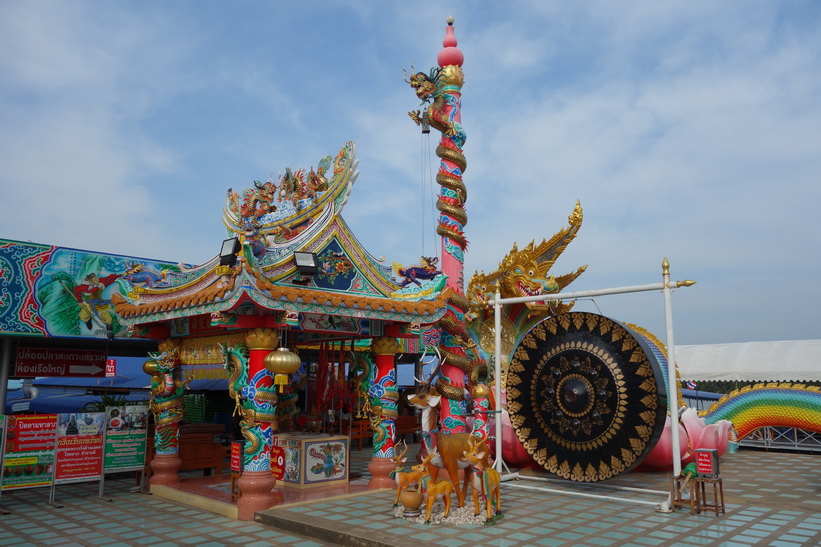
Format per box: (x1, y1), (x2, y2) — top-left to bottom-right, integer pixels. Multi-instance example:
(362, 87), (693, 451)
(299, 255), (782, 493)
(466, 201), (587, 315)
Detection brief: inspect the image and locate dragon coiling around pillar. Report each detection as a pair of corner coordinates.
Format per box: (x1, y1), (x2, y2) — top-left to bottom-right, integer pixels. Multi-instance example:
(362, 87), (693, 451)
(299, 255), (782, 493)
(222, 342), (278, 470)
(361, 339), (401, 456)
(407, 64), (467, 254)
(144, 340), (189, 454)
(406, 19), (475, 432)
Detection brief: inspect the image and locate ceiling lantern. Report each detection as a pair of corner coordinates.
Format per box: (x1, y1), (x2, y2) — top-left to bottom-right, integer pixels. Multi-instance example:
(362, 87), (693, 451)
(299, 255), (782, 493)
(264, 347), (301, 392)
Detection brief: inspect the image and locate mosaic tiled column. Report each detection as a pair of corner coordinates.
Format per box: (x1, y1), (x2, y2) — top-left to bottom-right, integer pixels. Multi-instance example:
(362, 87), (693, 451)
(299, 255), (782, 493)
(145, 339), (184, 486)
(236, 328), (279, 520)
(408, 18), (471, 436)
(471, 382), (491, 442)
(367, 336), (399, 489)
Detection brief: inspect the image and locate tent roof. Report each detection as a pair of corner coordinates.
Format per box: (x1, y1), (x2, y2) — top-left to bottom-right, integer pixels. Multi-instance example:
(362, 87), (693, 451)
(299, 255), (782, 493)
(5, 393), (149, 414)
(676, 340), (821, 382)
(681, 388), (722, 401)
(28, 393), (150, 414)
(33, 356), (150, 389)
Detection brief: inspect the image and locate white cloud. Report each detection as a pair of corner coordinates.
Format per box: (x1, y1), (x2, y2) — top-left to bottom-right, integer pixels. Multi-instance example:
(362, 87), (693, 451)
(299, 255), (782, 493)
(1, 1), (819, 342)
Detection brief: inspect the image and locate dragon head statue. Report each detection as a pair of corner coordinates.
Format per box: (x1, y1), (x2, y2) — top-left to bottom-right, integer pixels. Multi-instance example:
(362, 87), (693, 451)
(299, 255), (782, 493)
(466, 201), (588, 317)
(499, 241), (563, 303)
(405, 65), (439, 103)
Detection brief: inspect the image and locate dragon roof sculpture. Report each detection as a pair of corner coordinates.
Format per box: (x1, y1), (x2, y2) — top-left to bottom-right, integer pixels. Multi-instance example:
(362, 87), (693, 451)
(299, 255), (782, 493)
(114, 142), (452, 334)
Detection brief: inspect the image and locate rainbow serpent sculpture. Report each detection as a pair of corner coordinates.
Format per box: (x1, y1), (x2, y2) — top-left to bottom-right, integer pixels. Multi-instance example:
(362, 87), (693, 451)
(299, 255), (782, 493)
(702, 383), (821, 439)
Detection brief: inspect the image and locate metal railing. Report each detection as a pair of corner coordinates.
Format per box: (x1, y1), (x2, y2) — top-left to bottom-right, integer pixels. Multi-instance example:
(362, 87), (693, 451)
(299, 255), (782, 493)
(741, 427), (821, 453)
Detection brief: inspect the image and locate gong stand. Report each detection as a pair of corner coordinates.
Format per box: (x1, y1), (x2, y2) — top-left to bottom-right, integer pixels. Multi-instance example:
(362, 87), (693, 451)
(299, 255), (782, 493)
(489, 259), (695, 512)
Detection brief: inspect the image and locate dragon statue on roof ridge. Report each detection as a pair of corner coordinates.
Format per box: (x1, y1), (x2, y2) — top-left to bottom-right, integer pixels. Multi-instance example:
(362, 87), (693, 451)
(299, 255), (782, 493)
(222, 142), (358, 254)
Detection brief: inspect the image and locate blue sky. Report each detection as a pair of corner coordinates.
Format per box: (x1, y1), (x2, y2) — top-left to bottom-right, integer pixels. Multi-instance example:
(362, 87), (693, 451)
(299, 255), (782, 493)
(1, 1), (819, 345)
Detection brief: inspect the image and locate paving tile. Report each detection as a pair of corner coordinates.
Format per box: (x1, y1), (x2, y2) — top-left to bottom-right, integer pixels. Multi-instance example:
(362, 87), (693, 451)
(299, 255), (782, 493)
(585, 537), (621, 546)
(629, 537), (666, 546)
(1, 448), (820, 547)
(534, 538), (568, 546)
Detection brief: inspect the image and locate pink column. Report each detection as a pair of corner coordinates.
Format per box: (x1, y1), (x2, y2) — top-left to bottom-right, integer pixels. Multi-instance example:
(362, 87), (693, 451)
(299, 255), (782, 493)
(433, 18), (470, 435)
(367, 336), (399, 489)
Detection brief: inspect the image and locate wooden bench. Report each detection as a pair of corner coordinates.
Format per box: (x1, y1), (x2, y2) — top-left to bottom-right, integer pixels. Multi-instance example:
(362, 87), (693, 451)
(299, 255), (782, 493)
(394, 415), (419, 443)
(341, 419), (371, 450)
(143, 423), (228, 483)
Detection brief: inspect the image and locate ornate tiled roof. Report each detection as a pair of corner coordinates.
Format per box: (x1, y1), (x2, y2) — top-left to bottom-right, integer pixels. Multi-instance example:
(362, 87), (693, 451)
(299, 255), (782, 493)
(113, 255), (451, 323)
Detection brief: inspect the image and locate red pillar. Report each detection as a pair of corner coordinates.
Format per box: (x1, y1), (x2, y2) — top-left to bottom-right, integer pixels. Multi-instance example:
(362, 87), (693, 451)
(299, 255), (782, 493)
(236, 328), (279, 521)
(367, 336), (400, 489)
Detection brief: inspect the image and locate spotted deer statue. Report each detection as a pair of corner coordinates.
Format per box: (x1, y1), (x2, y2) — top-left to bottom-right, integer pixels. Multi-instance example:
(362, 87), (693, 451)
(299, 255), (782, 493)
(463, 436), (503, 524)
(391, 440), (423, 506)
(411, 448), (454, 524)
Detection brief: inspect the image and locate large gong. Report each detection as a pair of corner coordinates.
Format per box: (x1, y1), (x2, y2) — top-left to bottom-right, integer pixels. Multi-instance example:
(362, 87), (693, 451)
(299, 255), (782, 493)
(506, 312), (667, 482)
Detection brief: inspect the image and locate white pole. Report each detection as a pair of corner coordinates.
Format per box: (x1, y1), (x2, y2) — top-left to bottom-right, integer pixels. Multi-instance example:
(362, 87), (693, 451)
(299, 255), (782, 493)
(493, 282), (504, 474)
(663, 258), (682, 478)
(488, 281), (692, 308)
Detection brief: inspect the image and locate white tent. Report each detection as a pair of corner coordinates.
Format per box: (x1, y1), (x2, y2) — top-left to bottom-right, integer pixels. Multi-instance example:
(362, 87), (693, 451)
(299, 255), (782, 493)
(675, 340), (821, 382)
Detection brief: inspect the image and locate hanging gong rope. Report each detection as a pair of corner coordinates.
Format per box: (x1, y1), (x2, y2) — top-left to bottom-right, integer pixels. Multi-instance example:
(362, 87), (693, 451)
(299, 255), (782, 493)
(418, 118), (438, 259)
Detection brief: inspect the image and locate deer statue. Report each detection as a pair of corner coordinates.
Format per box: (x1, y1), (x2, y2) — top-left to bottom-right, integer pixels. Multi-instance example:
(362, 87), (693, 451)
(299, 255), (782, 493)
(406, 350), (474, 508)
(390, 440), (423, 507)
(463, 436), (503, 524)
(411, 447), (454, 524)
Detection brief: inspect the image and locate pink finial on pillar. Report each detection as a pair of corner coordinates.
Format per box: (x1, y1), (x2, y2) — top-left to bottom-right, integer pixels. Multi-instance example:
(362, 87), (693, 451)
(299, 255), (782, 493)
(438, 15), (464, 68)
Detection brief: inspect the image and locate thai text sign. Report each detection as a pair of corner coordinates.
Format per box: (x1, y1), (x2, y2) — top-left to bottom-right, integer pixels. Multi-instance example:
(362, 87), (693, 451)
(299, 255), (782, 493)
(270, 445), (285, 480)
(103, 405), (149, 473)
(231, 441), (245, 473)
(54, 412), (104, 484)
(2, 414), (57, 490)
(695, 448), (720, 478)
(15, 347), (107, 378)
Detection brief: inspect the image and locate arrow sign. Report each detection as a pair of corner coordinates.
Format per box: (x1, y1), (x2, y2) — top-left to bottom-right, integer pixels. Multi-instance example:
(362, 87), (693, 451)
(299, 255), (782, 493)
(69, 363), (104, 375)
(16, 347), (108, 378)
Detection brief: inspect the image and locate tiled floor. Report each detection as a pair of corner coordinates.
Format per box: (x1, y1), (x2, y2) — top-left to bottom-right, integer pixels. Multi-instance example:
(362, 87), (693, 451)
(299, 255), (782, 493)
(0, 475), (327, 546)
(0, 445), (819, 546)
(258, 446), (821, 546)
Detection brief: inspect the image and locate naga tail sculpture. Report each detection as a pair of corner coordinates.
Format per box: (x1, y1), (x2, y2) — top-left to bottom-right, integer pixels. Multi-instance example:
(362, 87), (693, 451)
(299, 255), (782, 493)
(407, 16), (474, 434)
(702, 382), (821, 439)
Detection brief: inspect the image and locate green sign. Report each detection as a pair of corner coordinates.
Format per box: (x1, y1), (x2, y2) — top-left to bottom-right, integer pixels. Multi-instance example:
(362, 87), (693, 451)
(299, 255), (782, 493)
(103, 405), (149, 473)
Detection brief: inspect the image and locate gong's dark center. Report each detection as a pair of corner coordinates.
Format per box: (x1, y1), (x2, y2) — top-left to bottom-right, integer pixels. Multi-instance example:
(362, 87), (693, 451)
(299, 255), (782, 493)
(559, 375), (591, 416)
